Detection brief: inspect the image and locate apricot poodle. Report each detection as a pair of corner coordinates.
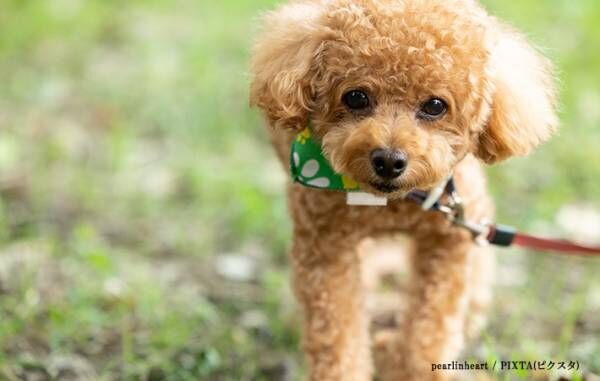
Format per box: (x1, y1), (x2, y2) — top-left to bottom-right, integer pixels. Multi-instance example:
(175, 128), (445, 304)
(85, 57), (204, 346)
(250, 0), (557, 380)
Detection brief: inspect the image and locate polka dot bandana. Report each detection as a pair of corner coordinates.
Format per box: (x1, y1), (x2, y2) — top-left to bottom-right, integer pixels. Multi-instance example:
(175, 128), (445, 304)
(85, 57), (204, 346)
(290, 128), (360, 191)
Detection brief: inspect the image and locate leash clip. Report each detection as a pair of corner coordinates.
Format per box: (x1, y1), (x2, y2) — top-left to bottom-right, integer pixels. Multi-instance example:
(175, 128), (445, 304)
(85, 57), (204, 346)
(440, 191), (490, 246)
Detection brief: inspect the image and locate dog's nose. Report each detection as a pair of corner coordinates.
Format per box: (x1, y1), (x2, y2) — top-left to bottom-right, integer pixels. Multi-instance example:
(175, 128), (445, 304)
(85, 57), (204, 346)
(370, 149), (407, 179)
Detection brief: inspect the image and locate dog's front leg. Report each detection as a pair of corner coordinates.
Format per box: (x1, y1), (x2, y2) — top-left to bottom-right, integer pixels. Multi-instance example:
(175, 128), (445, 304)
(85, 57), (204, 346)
(379, 227), (474, 381)
(290, 229), (372, 381)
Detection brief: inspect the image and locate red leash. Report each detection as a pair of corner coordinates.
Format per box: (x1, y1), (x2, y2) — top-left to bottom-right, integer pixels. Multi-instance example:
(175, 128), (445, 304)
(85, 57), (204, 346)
(496, 228), (600, 256)
(485, 224), (600, 256)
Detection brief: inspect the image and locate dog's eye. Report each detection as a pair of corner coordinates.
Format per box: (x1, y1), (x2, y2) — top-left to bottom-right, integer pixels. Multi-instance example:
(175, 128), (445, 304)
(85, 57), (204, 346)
(418, 98), (447, 120)
(342, 90), (370, 110)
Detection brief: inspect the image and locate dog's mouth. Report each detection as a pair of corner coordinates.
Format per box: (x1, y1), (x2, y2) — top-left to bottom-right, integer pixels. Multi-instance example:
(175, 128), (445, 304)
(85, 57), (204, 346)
(369, 181), (400, 193)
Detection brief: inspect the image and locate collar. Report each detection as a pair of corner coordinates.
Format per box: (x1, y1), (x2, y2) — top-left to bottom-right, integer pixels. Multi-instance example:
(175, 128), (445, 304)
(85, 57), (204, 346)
(290, 127), (451, 208)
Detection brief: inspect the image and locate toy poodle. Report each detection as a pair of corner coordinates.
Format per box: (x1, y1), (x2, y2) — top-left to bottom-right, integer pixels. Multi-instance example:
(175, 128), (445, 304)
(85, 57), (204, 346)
(249, 0), (557, 380)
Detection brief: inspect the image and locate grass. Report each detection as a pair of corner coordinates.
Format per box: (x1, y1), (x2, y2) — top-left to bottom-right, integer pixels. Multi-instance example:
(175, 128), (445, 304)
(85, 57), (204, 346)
(0, 0), (598, 380)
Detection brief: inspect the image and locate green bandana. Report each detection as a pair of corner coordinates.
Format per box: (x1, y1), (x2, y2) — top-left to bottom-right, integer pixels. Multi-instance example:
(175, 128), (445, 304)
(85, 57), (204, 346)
(290, 128), (360, 191)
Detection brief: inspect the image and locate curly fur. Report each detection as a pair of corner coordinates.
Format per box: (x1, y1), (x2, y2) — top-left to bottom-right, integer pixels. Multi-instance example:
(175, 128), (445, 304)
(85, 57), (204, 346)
(250, 0), (557, 380)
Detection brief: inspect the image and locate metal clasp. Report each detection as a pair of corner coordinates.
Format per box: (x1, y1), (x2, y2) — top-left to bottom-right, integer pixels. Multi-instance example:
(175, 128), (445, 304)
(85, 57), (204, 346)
(439, 191), (490, 246)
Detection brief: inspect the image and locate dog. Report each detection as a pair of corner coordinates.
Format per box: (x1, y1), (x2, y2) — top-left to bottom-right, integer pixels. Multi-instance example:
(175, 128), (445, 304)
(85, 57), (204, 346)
(249, 0), (557, 380)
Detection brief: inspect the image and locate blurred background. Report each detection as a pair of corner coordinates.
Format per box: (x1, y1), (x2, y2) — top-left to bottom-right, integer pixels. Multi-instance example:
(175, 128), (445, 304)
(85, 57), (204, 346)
(0, 0), (598, 380)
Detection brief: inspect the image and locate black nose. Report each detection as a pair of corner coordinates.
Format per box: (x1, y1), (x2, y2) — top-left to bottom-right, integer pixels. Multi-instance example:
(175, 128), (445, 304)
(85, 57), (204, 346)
(370, 149), (407, 179)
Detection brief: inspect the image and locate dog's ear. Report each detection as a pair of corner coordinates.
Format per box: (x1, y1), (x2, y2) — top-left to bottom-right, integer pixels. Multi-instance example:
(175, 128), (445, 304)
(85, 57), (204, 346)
(475, 29), (558, 164)
(250, 2), (325, 131)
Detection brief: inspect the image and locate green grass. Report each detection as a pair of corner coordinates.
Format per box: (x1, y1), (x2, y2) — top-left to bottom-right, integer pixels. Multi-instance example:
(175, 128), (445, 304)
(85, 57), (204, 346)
(0, 0), (598, 380)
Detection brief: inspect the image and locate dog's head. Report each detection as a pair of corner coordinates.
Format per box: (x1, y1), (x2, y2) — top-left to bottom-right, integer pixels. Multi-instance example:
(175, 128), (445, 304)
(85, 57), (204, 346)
(250, 0), (557, 196)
